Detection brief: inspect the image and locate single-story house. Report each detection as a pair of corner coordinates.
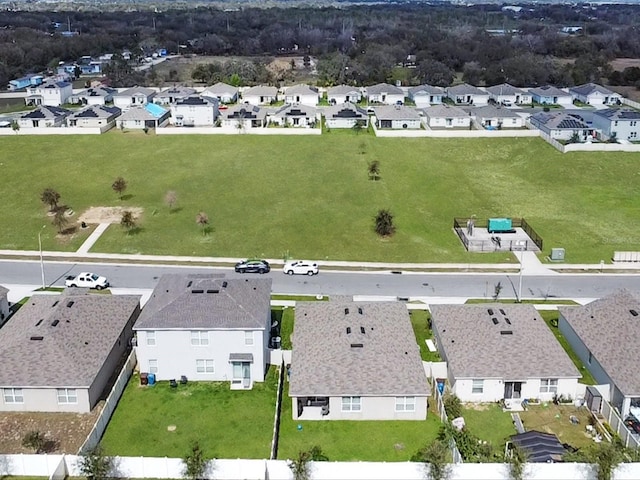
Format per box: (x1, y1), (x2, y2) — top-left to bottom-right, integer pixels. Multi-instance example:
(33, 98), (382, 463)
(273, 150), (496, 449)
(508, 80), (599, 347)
(485, 83), (532, 105)
(408, 85), (445, 108)
(365, 83), (404, 105)
(373, 105), (422, 129)
(324, 102), (369, 129)
(529, 86), (573, 106)
(289, 302), (430, 420)
(591, 108), (640, 141)
(472, 105), (525, 129)
(283, 84), (319, 106)
(134, 274), (272, 390)
(430, 304), (581, 404)
(154, 86), (196, 105)
(18, 106), (71, 128)
(8, 75), (43, 91)
(558, 291), (640, 419)
(0, 289), (141, 412)
(113, 86), (157, 110)
(67, 105), (121, 129)
(446, 83), (490, 106)
(202, 82), (239, 104)
(117, 103), (170, 130)
(221, 104), (267, 129)
(529, 111), (596, 141)
(270, 104), (318, 127)
(421, 104), (470, 129)
(242, 86), (278, 105)
(171, 95), (219, 127)
(569, 83), (622, 106)
(0, 285), (9, 325)
(25, 80), (73, 107)
(68, 85), (117, 106)
(327, 85), (362, 105)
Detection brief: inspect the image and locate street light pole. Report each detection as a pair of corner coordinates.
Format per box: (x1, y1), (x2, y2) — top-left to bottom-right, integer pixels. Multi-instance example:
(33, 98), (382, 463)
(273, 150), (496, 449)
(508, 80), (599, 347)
(38, 225), (46, 290)
(517, 246), (524, 303)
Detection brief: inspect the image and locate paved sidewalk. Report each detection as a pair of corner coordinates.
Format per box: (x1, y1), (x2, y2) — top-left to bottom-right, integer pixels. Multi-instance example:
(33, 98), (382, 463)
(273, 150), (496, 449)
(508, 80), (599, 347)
(76, 223), (110, 254)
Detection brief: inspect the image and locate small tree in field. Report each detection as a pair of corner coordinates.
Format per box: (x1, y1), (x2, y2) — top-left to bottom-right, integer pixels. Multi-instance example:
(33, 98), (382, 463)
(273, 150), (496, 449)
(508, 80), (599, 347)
(164, 190), (178, 211)
(112, 177), (127, 200)
(11, 120), (20, 133)
(368, 160), (380, 181)
(183, 441), (209, 480)
(78, 445), (113, 480)
(52, 207), (69, 234)
(40, 188), (61, 212)
(374, 209), (395, 237)
(22, 431), (47, 454)
(196, 212), (209, 236)
(120, 210), (136, 234)
(289, 450), (312, 480)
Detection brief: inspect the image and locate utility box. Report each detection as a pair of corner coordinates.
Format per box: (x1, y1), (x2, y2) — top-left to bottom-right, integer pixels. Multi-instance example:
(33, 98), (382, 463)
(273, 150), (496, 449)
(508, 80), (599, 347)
(488, 218), (512, 233)
(550, 248), (565, 261)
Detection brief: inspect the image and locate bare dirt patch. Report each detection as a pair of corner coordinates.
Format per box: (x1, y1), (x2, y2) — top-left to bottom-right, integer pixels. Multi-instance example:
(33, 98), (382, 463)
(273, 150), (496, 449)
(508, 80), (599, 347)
(610, 58), (640, 71)
(79, 206), (143, 225)
(0, 403), (103, 454)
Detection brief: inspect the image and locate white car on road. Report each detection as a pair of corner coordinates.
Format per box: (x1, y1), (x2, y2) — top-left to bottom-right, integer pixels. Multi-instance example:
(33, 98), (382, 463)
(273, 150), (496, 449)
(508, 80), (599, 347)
(65, 272), (110, 289)
(283, 260), (319, 276)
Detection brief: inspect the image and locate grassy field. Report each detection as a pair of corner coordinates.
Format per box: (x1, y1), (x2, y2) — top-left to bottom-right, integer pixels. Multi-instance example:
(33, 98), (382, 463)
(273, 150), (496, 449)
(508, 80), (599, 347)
(100, 369), (278, 458)
(519, 404), (593, 450)
(461, 403), (516, 449)
(2, 133), (639, 262)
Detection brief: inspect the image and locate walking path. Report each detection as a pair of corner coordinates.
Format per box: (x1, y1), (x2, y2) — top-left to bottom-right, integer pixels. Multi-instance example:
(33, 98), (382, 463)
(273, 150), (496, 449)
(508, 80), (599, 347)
(76, 223), (110, 254)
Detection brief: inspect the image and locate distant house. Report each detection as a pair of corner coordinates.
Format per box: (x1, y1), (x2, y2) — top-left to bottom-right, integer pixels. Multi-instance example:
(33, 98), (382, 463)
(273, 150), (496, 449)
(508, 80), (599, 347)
(559, 291), (640, 419)
(117, 103), (170, 130)
(485, 83), (532, 105)
(0, 285), (9, 325)
(283, 84), (319, 106)
(327, 85), (362, 105)
(430, 304), (581, 404)
(324, 102), (369, 129)
(445, 83), (490, 106)
(18, 106), (71, 128)
(591, 109), (640, 141)
(134, 274), (272, 390)
(529, 86), (573, 106)
(289, 302), (430, 420)
(373, 105), (421, 129)
(221, 104), (267, 129)
(472, 105), (525, 129)
(0, 290), (141, 413)
(154, 86), (196, 106)
(529, 111), (596, 141)
(365, 83), (404, 105)
(421, 104), (470, 129)
(271, 104), (318, 127)
(569, 83), (622, 106)
(67, 105), (121, 129)
(171, 95), (219, 127)
(113, 87), (157, 110)
(242, 86), (278, 105)
(69, 85), (117, 106)
(8, 75), (43, 91)
(408, 85), (445, 108)
(25, 80), (73, 107)
(202, 82), (239, 104)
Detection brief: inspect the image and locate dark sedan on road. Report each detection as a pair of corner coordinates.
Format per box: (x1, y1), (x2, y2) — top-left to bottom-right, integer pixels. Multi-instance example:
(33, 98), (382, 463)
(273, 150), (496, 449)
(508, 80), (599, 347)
(234, 259), (271, 274)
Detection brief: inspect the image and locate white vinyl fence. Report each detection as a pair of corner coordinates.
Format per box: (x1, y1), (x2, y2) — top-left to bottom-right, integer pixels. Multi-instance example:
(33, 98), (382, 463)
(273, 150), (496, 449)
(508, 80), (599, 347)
(601, 400), (640, 449)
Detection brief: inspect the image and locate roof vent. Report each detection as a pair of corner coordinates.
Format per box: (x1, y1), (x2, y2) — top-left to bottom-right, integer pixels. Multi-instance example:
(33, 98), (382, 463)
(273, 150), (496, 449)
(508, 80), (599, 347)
(35, 319), (43, 327)
(360, 326), (365, 334)
(487, 308), (494, 315)
(345, 308), (349, 315)
(187, 281), (193, 287)
(206, 289), (219, 294)
(500, 330), (513, 335)
(499, 309), (506, 315)
(492, 317), (499, 325)
(346, 327), (351, 334)
(66, 301), (74, 308)
(191, 289), (204, 294)
(504, 318), (512, 325)
(350, 343), (363, 348)
(631, 310), (639, 317)
(30, 336), (44, 341)
(51, 320), (59, 327)
(222, 281), (228, 288)
(52, 301), (59, 307)
(358, 307), (363, 315)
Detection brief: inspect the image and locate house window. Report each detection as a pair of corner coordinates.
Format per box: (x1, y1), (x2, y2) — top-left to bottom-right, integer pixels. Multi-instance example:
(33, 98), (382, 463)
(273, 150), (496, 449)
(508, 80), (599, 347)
(614, 121), (618, 126)
(146, 331), (156, 346)
(540, 379), (558, 394)
(630, 121), (637, 127)
(196, 359), (214, 374)
(630, 132), (638, 138)
(191, 331), (209, 346)
(148, 359), (158, 374)
(341, 396), (361, 412)
(244, 331), (254, 346)
(395, 396), (416, 412)
(3, 388), (24, 404)
(472, 379), (484, 394)
(57, 388), (77, 404)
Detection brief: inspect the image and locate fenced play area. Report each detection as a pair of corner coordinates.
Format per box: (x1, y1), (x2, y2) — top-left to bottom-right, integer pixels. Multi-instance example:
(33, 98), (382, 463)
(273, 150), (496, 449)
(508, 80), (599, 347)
(453, 217), (543, 253)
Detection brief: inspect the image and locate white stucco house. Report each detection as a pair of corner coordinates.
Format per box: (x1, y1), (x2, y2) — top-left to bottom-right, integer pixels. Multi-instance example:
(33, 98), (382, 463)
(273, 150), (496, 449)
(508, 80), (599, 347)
(430, 304), (581, 404)
(283, 84), (319, 106)
(221, 104), (267, 129)
(289, 302), (430, 421)
(68, 85), (117, 106)
(365, 83), (404, 105)
(373, 105), (421, 129)
(134, 275), (272, 390)
(242, 86), (278, 105)
(171, 95), (219, 127)
(529, 86), (573, 106)
(0, 290), (141, 413)
(559, 291), (640, 419)
(327, 85), (362, 105)
(421, 104), (470, 129)
(154, 86), (196, 105)
(270, 104), (318, 127)
(25, 80), (73, 107)
(117, 103), (171, 130)
(485, 83), (532, 105)
(529, 111), (596, 141)
(472, 105), (525, 129)
(202, 82), (239, 104)
(0, 285), (9, 325)
(67, 105), (121, 129)
(569, 83), (622, 106)
(408, 85), (445, 108)
(446, 83), (490, 106)
(324, 102), (369, 129)
(18, 106), (71, 128)
(113, 86), (157, 110)
(591, 108), (640, 141)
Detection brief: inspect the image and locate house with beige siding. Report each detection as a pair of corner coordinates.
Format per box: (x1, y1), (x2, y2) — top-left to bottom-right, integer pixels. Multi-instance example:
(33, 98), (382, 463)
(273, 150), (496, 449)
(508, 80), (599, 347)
(421, 104), (470, 129)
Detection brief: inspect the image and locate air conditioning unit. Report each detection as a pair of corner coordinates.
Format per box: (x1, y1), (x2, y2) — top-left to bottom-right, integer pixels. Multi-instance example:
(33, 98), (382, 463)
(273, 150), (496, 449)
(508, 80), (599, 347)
(550, 248), (565, 261)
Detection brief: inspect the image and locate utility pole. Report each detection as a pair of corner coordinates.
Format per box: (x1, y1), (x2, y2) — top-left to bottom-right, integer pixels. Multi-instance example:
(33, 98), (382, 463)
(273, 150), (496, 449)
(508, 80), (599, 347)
(38, 225), (46, 290)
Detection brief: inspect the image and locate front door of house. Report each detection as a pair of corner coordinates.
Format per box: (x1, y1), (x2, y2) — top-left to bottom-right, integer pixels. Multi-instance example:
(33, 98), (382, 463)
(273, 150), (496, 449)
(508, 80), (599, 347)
(504, 382), (522, 399)
(233, 361), (251, 387)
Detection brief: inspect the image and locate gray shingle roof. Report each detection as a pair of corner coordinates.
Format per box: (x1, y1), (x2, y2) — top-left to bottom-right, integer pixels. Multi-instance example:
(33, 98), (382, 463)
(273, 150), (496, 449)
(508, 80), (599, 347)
(0, 290), (140, 387)
(409, 84), (444, 96)
(531, 112), (589, 129)
(373, 105), (421, 121)
(274, 104), (317, 117)
(115, 86), (156, 98)
(559, 290), (640, 395)
(289, 302), (430, 397)
(119, 106), (159, 121)
(204, 82), (238, 96)
(68, 105), (121, 120)
(430, 304), (580, 380)
(366, 83), (403, 95)
(224, 104), (267, 121)
(529, 86), (570, 97)
(134, 274), (271, 330)
(422, 104), (468, 118)
(569, 83), (615, 97)
(0, 284), (8, 296)
(21, 106), (70, 120)
(243, 85), (278, 97)
(285, 84), (318, 95)
(447, 83), (488, 96)
(157, 86), (196, 98)
(484, 83), (525, 96)
(472, 105), (521, 119)
(327, 85), (361, 96)
(594, 108), (640, 121)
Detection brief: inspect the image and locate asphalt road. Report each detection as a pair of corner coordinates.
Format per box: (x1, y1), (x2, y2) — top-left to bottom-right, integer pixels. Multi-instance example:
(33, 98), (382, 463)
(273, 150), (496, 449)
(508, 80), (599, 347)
(2, 260), (640, 299)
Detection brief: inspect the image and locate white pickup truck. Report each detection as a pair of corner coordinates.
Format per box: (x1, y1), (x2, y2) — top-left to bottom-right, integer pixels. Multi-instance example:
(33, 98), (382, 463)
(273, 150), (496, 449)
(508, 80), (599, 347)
(65, 272), (109, 290)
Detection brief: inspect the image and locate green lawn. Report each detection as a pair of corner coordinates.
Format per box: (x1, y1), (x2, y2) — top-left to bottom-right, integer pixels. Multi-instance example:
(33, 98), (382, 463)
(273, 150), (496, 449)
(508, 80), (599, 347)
(519, 404), (593, 450)
(277, 380), (442, 461)
(100, 369), (278, 458)
(272, 306), (295, 349)
(409, 310), (441, 362)
(461, 404), (517, 449)
(2, 134), (640, 262)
